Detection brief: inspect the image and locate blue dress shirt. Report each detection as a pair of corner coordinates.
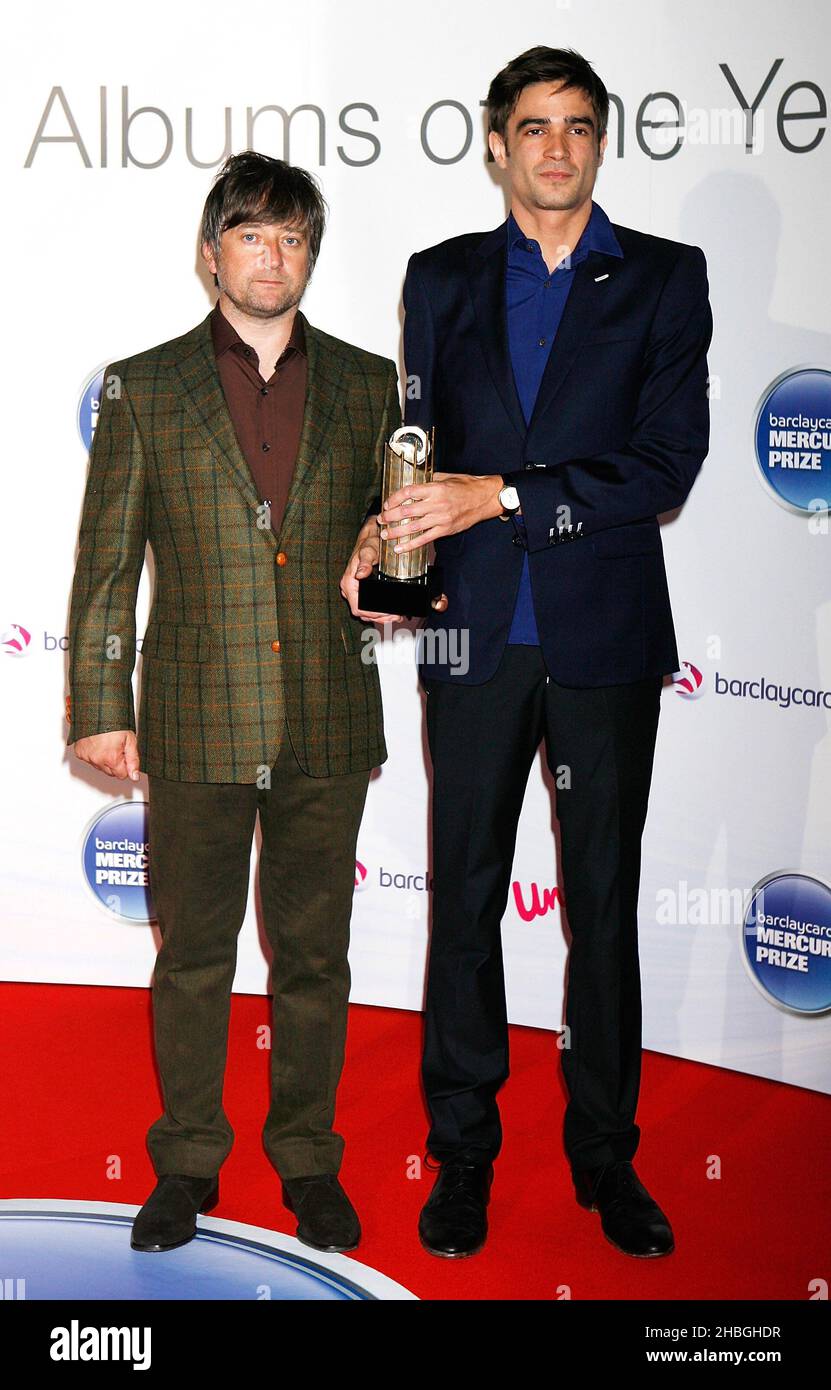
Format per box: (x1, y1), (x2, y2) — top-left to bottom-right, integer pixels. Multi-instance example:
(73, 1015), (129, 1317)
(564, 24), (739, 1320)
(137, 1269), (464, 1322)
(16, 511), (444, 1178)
(505, 200), (624, 644)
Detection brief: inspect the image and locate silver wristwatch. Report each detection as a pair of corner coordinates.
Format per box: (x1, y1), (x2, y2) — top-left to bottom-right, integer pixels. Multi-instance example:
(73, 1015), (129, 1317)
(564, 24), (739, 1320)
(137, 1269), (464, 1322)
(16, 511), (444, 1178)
(498, 484), (521, 521)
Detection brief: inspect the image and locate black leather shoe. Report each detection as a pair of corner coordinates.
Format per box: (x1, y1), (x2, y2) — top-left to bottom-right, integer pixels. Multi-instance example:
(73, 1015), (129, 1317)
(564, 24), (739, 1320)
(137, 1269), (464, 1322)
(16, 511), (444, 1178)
(282, 1174), (361, 1252)
(574, 1160), (674, 1257)
(418, 1155), (494, 1258)
(130, 1173), (219, 1252)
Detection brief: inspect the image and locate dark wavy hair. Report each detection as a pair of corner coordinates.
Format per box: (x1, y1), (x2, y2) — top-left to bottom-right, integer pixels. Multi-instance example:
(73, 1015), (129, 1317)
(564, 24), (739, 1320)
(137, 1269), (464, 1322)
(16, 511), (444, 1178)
(200, 150), (327, 279)
(487, 46), (610, 151)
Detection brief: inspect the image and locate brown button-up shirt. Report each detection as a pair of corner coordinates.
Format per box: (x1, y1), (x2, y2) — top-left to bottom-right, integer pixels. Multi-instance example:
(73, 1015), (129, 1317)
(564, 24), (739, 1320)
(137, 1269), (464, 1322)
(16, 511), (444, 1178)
(210, 299), (307, 536)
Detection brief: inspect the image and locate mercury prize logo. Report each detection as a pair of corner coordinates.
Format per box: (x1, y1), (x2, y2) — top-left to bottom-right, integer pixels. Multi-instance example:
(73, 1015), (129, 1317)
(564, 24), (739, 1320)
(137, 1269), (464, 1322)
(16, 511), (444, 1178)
(742, 871), (831, 1014)
(754, 368), (831, 514)
(77, 366), (107, 451)
(81, 802), (155, 924)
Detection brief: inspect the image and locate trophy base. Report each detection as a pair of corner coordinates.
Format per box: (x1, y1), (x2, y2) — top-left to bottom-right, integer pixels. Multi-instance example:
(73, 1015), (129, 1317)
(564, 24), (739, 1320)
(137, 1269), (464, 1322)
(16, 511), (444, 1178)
(358, 566), (444, 619)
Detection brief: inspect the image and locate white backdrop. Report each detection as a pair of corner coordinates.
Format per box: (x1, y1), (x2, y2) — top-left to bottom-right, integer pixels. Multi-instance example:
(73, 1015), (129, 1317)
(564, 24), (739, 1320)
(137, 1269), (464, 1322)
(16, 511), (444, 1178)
(2, 0), (830, 1094)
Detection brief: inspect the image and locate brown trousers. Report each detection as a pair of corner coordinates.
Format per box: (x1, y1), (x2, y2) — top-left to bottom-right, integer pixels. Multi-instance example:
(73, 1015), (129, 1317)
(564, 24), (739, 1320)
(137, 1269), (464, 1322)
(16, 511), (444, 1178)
(144, 724), (370, 1181)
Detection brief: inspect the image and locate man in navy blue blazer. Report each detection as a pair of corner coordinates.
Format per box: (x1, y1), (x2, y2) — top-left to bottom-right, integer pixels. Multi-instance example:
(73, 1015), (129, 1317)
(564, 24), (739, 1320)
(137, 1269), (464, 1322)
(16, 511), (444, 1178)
(351, 46), (711, 1260)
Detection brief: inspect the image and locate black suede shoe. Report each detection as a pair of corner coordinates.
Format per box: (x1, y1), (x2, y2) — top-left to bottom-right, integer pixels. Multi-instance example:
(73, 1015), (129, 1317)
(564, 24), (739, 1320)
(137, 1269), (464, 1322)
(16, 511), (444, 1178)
(574, 1160), (674, 1257)
(418, 1155), (494, 1258)
(130, 1173), (219, 1252)
(282, 1174), (361, 1253)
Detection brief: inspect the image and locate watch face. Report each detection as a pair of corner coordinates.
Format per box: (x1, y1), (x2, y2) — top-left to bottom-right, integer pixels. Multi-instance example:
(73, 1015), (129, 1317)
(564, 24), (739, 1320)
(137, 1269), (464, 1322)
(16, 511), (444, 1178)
(500, 486), (519, 510)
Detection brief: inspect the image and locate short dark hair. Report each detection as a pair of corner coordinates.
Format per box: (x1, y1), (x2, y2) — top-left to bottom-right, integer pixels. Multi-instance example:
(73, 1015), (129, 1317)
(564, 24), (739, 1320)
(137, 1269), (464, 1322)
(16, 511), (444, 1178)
(487, 46), (609, 150)
(200, 150), (327, 274)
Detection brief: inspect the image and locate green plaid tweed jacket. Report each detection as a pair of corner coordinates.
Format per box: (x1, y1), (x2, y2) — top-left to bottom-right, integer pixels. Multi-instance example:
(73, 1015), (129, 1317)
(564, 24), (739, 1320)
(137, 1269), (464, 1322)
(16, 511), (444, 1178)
(66, 309), (399, 781)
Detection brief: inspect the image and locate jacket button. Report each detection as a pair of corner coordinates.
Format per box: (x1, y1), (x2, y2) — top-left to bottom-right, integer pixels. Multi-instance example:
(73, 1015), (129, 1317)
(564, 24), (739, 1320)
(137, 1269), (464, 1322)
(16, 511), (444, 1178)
(275, 551), (287, 566)
(271, 639), (281, 653)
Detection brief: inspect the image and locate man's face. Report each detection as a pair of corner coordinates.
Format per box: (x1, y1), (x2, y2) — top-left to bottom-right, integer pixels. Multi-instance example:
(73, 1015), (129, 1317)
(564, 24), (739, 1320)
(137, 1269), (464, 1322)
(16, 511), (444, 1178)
(201, 219), (311, 319)
(488, 81), (607, 215)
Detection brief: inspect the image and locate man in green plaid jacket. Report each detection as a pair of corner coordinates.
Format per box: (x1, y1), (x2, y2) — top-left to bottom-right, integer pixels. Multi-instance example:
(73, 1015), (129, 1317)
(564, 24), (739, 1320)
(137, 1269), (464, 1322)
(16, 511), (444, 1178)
(66, 152), (399, 1256)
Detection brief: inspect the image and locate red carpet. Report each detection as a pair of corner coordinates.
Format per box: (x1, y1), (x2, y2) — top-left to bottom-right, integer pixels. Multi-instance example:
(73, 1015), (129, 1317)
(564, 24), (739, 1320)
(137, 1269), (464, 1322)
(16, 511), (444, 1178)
(1, 981), (827, 1300)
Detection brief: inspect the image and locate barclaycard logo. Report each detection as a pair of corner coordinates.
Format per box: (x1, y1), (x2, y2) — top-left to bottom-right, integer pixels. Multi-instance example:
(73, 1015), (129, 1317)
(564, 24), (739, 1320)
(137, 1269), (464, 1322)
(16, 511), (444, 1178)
(672, 661), (705, 698)
(672, 660), (831, 710)
(2, 624), (32, 657)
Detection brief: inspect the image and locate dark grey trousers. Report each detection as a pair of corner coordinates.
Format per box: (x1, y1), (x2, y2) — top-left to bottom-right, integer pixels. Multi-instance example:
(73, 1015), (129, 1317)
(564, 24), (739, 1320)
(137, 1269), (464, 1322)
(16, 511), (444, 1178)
(145, 726), (369, 1181)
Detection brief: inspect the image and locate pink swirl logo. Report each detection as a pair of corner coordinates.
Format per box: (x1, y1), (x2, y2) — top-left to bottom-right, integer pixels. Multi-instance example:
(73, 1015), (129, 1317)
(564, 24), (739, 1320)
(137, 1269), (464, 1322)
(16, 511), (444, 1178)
(2, 624), (31, 657)
(354, 860), (368, 891)
(673, 661), (704, 699)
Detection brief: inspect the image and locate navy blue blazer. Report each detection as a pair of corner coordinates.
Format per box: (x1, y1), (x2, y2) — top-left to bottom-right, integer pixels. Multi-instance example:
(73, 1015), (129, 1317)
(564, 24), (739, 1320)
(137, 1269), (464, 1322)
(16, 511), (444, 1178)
(402, 217), (713, 686)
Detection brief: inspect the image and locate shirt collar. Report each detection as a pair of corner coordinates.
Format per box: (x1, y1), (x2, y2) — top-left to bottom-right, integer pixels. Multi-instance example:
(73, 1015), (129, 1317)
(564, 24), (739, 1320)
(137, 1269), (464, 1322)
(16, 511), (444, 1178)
(507, 200), (623, 264)
(210, 299), (307, 359)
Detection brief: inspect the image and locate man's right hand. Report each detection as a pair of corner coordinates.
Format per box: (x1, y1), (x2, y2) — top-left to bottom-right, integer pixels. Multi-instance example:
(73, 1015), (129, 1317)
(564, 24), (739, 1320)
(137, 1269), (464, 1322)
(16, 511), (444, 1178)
(341, 518), (409, 622)
(72, 730), (141, 781)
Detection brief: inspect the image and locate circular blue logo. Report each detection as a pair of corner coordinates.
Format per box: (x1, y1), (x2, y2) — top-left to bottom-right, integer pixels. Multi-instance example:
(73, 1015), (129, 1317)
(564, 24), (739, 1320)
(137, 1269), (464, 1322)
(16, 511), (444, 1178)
(742, 871), (831, 1014)
(754, 368), (831, 514)
(77, 366), (107, 451)
(0, 1201), (417, 1301)
(81, 802), (155, 924)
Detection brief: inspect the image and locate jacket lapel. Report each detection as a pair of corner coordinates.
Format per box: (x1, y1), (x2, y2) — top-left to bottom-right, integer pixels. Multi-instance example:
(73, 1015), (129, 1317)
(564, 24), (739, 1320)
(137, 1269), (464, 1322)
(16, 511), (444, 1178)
(467, 223), (527, 442)
(526, 252), (616, 432)
(278, 319), (347, 541)
(174, 314), (275, 549)
(173, 310), (345, 552)
(466, 225), (621, 441)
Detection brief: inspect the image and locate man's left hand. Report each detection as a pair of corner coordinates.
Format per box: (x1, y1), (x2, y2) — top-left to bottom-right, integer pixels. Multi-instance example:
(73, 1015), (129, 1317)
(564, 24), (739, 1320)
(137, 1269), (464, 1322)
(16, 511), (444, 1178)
(380, 472), (504, 553)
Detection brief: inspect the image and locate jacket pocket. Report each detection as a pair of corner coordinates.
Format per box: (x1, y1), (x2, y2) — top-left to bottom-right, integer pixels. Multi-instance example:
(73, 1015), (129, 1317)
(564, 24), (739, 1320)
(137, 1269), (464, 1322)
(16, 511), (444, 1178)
(590, 522), (662, 558)
(580, 331), (640, 346)
(140, 619), (213, 663)
(341, 618), (372, 657)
